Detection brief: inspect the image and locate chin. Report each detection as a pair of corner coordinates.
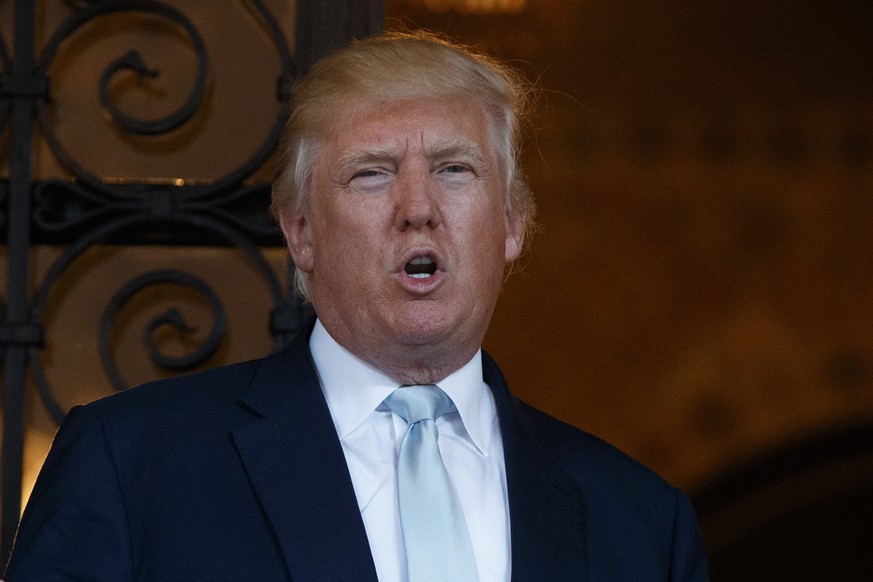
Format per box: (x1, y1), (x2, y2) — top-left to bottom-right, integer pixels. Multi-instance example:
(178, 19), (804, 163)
(391, 306), (481, 351)
(388, 307), (455, 345)
(392, 320), (453, 346)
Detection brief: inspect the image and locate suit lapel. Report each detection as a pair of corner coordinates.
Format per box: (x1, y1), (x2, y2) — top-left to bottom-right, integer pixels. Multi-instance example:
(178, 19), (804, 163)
(483, 352), (588, 581)
(229, 324), (585, 580)
(231, 322), (378, 581)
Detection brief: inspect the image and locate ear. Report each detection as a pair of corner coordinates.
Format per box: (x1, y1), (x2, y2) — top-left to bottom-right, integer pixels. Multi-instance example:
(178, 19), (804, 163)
(280, 209), (314, 273)
(504, 208), (526, 263)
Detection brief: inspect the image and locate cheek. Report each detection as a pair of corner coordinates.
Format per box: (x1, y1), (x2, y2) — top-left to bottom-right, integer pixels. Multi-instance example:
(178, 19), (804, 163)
(459, 218), (508, 278)
(310, 209), (381, 277)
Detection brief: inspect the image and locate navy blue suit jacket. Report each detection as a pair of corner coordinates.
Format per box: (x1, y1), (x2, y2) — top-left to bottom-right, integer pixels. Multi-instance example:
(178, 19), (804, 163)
(6, 321), (709, 580)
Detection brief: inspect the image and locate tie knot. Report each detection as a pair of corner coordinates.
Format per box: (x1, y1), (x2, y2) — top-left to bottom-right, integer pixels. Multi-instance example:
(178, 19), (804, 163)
(385, 385), (452, 424)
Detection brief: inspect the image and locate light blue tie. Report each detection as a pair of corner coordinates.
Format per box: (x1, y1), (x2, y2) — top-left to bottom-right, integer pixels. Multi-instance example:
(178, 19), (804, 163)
(385, 385), (479, 582)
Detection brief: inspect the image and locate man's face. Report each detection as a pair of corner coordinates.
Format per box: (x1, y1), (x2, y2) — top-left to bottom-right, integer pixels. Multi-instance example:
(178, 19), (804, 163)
(282, 96), (524, 380)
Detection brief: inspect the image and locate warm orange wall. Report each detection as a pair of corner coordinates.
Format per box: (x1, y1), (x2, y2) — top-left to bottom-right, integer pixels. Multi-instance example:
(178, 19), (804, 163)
(387, 1), (873, 491)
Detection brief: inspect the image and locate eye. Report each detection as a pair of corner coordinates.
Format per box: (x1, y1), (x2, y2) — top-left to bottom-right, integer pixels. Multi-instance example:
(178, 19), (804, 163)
(436, 163), (476, 189)
(349, 168), (393, 194)
(443, 164), (469, 174)
(440, 163), (471, 175)
(354, 169), (384, 179)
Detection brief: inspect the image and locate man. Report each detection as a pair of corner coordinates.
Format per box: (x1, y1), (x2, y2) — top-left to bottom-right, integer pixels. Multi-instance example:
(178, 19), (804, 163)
(5, 32), (709, 581)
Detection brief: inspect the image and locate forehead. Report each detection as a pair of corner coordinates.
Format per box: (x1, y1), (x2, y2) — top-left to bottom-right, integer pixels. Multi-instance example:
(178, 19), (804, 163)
(322, 96), (495, 161)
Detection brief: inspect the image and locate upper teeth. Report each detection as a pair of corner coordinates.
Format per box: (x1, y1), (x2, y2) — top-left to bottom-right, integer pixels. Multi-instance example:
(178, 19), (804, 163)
(406, 256), (435, 278)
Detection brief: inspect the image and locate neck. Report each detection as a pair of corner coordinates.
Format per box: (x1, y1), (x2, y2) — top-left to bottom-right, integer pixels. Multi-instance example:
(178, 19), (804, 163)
(354, 341), (477, 386)
(316, 318), (480, 385)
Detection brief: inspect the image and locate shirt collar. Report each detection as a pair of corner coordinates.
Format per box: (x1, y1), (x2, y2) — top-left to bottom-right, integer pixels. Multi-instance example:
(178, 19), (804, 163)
(309, 319), (495, 456)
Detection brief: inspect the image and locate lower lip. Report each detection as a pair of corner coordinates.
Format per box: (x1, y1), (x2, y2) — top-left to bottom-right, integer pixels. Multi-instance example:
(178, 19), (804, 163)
(395, 270), (444, 294)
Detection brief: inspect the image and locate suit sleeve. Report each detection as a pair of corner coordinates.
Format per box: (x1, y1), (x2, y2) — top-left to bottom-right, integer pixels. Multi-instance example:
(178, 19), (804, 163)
(669, 488), (710, 581)
(4, 405), (133, 581)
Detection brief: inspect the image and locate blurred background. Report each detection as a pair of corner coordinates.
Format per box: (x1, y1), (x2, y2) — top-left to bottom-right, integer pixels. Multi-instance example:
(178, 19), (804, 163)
(2, 0), (872, 578)
(398, 3), (873, 578)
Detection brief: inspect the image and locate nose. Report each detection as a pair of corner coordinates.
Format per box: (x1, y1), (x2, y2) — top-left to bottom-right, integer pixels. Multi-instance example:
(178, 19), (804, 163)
(392, 167), (441, 231)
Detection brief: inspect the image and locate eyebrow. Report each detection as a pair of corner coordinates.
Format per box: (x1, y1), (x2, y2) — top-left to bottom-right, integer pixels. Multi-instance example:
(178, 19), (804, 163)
(424, 140), (488, 168)
(333, 139), (490, 180)
(334, 148), (400, 181)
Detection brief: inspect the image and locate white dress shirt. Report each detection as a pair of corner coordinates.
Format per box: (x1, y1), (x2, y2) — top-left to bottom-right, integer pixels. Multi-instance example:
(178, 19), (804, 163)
(310, 320), (511, 581)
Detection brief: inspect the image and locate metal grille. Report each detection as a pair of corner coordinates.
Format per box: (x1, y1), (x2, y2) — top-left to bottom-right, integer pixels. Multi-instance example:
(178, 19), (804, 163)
(0, 0), (382, 559)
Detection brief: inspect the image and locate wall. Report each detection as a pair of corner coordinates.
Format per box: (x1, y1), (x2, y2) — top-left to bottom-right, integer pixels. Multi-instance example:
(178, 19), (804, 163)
(386, 0), (873, 494)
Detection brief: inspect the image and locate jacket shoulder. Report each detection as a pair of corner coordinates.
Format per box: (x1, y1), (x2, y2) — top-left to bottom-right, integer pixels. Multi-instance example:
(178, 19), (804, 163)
(84, 356), (264, 421)
(514, 399), (678, 501)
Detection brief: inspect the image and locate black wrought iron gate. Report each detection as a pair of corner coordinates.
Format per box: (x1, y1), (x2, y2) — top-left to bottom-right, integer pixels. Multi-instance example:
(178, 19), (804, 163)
(0, 0), (382, 561)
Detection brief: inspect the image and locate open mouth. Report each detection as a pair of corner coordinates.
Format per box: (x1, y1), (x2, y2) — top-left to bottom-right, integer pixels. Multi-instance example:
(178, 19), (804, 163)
(404, 256), (437, 279)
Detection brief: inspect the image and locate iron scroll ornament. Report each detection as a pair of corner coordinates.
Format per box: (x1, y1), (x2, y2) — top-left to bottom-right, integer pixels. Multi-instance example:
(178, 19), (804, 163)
(28, 208), (290, 425)
(99, 269), (227, 392)
(0, 0), (375, 561)
(22, 0), (298, 423)
(34, 0), (294, 196)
